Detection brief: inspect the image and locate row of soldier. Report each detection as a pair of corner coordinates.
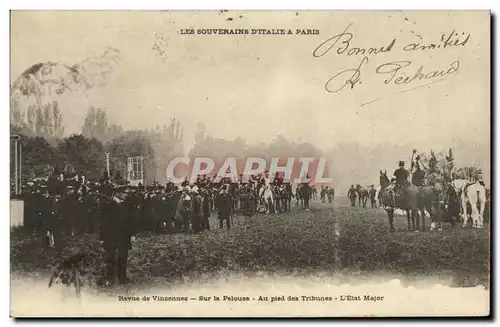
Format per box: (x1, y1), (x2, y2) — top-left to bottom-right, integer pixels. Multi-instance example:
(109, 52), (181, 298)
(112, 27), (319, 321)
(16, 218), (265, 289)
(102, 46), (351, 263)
(19, 171), (319, 243)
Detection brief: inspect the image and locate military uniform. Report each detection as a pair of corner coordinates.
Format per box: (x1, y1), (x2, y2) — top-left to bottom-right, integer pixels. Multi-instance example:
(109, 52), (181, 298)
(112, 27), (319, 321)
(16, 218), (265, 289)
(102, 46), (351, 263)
(347, 186), (357, 207)
(216, 190), (233, 229)
(301, 181), (311, 210)
(99, 194), (135, 285)
(412, 167), (425, 187)
(200, 190), (211, 230)
(393, 166), (410, 195)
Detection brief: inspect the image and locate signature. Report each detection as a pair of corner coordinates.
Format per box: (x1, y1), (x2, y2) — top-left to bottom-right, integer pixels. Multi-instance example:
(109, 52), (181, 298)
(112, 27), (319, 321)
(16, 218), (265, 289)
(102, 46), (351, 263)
(324, 56), (369, 93)
(314, 23), (468, 98)
(376, 60), (460, 85)
(324, 57), (460, 94)
(313, 23), (396, 58)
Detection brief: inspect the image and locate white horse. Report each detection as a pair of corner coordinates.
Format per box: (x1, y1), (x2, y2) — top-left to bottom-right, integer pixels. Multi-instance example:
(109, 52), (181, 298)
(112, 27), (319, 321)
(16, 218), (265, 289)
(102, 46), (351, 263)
(450, 179), (486, 228)
(259, 179), (275, 214)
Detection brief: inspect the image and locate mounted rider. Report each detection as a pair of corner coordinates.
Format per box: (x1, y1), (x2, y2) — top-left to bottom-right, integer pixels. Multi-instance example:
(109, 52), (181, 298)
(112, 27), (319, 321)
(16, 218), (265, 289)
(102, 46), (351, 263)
(390, 160), (410, 196)
(411, 155), (426, 187)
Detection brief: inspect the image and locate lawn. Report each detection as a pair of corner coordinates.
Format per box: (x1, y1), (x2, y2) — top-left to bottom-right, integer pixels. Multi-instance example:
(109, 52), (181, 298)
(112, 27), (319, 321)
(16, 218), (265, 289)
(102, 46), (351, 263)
(336, 203), (490, 288)
(11, 203), (340, 285)
(11, 200), (490, 289)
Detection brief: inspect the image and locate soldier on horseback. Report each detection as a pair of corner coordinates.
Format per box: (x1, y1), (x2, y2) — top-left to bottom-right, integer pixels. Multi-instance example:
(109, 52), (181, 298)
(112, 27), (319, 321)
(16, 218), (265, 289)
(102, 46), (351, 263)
(392, 160), (410, 196)
(411, 156), (426, 187)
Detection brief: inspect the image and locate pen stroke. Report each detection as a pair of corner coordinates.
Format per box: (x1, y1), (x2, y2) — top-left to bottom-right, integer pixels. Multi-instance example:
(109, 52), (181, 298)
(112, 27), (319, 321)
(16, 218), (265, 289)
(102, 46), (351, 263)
(313, 23), (396, 58)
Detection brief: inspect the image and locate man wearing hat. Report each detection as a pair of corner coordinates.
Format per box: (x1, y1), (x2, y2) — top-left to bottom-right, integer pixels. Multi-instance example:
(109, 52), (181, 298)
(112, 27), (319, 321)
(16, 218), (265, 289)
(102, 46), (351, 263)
(216, 184), (233, 229)
(411, 160), (426, 187)
(200, 186), (211, 230)
(393, 160), (410, 195)
(99, 186), (136, 285)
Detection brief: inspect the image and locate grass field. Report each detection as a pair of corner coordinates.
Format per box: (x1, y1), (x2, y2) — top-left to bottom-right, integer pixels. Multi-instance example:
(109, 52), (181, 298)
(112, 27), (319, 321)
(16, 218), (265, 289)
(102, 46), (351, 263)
(11, 199), (490, 289)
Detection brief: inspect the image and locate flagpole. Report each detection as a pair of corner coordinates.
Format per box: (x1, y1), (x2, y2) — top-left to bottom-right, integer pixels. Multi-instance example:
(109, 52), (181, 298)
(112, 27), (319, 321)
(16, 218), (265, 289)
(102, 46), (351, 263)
(105, 152), (110, 180)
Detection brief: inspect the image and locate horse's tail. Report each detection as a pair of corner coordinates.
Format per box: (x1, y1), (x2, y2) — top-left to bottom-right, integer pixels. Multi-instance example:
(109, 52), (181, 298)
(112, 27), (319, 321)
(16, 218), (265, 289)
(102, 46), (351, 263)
(48, 267), (61, 288)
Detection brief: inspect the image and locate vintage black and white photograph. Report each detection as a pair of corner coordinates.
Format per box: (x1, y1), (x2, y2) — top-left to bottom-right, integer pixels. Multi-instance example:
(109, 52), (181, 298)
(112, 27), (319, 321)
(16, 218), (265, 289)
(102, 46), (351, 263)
(9, 10), (490, 317)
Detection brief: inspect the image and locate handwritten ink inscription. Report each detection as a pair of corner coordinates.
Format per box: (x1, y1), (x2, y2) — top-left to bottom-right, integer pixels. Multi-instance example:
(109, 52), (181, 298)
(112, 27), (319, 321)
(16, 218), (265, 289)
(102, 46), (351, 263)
(314, 23), (470, 95)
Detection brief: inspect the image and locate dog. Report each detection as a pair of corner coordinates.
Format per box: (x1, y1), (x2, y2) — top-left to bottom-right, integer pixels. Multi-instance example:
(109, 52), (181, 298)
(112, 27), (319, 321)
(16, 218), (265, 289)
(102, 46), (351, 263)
(48, 252), (88, 300)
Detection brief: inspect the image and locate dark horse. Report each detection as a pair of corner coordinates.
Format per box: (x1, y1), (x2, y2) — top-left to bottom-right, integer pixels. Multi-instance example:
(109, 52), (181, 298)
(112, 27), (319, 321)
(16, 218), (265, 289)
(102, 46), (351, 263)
(355, 184), (369, 208)
(379, 171), (444, 232)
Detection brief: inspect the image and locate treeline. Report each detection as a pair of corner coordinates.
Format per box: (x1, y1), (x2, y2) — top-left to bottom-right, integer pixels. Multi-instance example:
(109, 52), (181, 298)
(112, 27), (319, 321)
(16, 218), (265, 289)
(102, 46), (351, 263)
(10, 106), (184, 184)
(189, 122), (328, 179)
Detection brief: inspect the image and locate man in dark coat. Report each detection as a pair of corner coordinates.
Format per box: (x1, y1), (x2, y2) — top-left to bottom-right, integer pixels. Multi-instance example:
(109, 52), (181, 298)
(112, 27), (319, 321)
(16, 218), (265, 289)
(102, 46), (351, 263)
(412, 164), (426, 187)
(216, 185), (233, 229)
(347, 185), (357, 207)
(393, 160), (410, 195)
(83, 190), (100, 233)
(301, 179), (311, 210)
(200, 187), (211, 230)
(99, 187), (136, 285)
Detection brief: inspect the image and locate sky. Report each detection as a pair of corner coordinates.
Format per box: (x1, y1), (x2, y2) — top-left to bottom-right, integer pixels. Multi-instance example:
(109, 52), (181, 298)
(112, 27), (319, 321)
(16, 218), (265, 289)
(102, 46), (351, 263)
(10, 11), (490, 161)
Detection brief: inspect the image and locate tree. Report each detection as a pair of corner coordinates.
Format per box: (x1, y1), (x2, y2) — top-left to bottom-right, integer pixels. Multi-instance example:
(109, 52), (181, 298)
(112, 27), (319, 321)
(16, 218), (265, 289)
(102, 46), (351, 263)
(10, 105), (24, 128)
(195, 121), (207, 144)
(107, 123), (124, 140)
(26, 105), (36, 132)
(57, 134), (105, 180)
(455, 166), (483, 181)
(19, 136), (57, 180)
(82, 106), (109, 142)
(52, 101), (64, 138)
(35, 107), (44, 135)
(43, 103), (54, 136)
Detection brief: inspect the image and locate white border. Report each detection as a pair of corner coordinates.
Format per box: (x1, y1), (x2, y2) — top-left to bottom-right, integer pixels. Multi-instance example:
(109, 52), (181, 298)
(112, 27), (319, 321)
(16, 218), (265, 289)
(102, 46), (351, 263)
(2, 1), (498, 325)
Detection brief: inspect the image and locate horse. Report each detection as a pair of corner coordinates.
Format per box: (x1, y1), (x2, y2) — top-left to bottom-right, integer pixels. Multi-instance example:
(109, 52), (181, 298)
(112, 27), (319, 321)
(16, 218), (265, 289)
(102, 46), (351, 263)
(327, 188), (335, 203)
(450, 179), (487, 228)
(416, 184), (446, 231)
(274, 185), (283, 213)
(379, 171), (420, 232)
(443, 183), (462, 225)
(355, 185), (369, 208)
(259, 184), (276, 214)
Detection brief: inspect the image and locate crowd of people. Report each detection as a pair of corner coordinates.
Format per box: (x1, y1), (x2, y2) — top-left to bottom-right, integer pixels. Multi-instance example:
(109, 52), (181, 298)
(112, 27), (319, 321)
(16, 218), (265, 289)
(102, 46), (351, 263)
(13, 170), (328, 285)
(17, 171), (320, 239)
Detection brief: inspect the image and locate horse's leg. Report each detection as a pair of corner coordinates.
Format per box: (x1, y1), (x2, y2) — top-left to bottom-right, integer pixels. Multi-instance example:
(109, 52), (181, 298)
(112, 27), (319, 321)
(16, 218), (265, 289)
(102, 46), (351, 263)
(420, 208), (426, 231)
(387, 209), (395, 232)
(478, 196), (486, 228)
(406, 209), (412, 230)
(414, 209), (420, 231)
(461, 192), (468, 227)
(470, 194), (480, 228)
